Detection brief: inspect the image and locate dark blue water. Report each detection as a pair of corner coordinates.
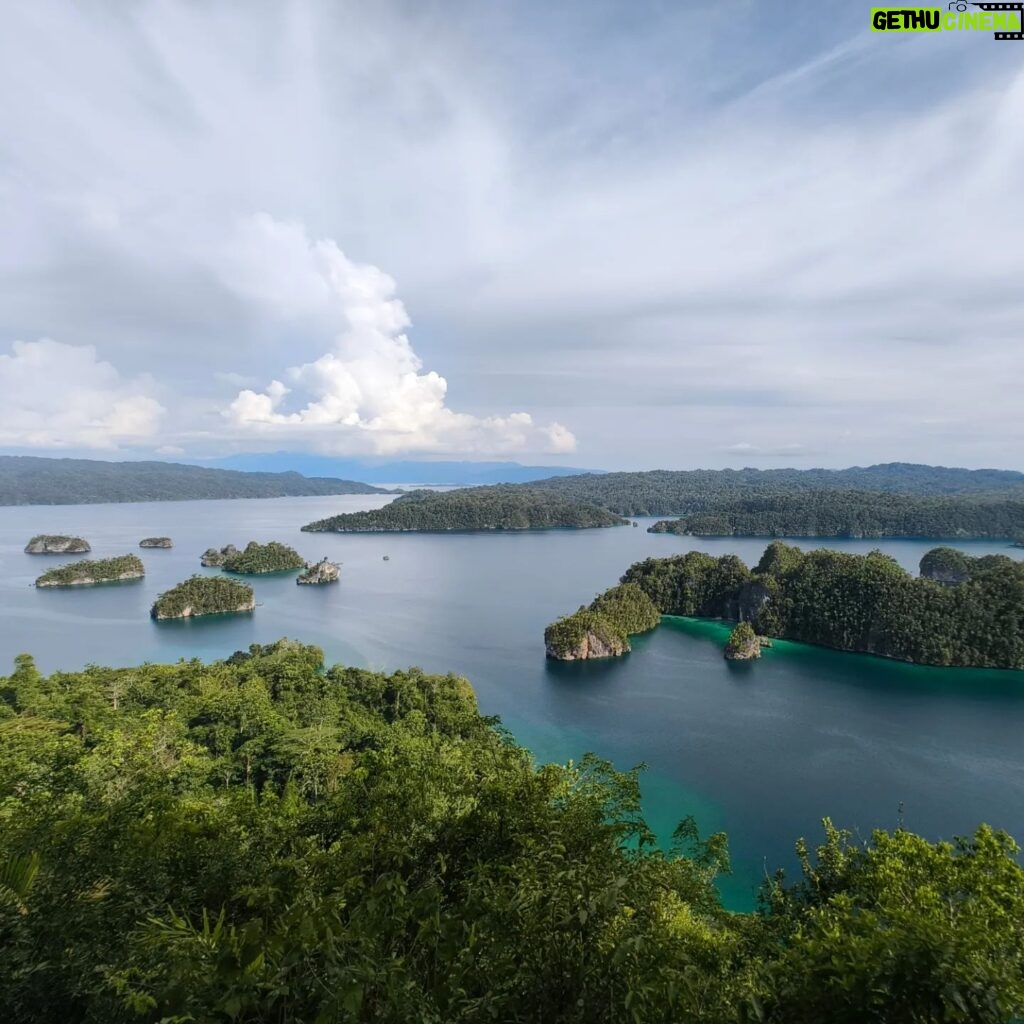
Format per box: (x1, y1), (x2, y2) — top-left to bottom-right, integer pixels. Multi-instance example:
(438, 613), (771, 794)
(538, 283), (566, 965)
(3, 495), (1023, 909)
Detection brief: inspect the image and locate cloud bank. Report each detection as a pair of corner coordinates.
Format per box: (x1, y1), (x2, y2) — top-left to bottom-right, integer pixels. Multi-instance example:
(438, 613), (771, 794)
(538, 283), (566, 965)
(218, 215), (575, 455)
(0, 339), (164, 449)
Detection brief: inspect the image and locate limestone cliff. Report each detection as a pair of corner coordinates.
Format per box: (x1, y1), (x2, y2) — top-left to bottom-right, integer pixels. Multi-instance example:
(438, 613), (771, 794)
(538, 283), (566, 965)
(544, 609), (629, 661)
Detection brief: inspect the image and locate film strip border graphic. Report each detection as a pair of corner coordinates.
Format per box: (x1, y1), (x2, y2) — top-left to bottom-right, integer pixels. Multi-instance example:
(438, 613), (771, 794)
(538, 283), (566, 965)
(966, 2), (1024, 39)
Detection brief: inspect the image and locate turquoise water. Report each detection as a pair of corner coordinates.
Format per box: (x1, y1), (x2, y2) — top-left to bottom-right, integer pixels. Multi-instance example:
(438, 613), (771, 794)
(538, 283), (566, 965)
(2, 495), (1023, 910)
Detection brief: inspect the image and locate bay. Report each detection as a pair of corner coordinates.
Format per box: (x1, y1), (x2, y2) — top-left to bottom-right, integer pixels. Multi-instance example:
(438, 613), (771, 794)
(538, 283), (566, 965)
(2, 494), (1023, 910)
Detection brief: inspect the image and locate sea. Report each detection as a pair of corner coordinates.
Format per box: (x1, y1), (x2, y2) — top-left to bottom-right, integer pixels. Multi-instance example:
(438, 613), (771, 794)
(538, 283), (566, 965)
(2, 492), (1023, 909)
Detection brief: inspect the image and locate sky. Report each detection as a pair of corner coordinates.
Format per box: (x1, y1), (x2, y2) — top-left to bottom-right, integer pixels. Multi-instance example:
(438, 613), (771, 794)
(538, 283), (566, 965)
(0, 0), (1022, 471)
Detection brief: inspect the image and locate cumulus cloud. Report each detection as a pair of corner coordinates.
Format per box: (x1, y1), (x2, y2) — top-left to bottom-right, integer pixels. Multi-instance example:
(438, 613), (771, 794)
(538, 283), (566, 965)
(219, 215), (576, 456)
(0, 339), (165, 449)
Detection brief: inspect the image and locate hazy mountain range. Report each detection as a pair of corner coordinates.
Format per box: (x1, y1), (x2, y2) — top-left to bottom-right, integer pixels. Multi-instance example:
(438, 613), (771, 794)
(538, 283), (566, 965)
(194, 454), (600, 485)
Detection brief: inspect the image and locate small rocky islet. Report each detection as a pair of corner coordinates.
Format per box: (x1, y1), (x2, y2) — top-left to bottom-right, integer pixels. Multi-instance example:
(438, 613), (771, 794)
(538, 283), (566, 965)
(140, 537), (173, 549)
(296, 557), (340, 585)
(35, 554), (145, 588)
(151, 575), (256, 620)
(724, 622), (767, 661)
(25, 534), (91, 554)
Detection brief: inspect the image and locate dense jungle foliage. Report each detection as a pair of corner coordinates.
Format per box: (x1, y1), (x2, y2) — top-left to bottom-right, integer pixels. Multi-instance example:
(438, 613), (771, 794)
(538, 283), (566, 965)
(34, 554), (144, 587)
(530, 464), (1024, 516)
(544, 583), (661, 659)
(591, 582), (664, 635)
(1, 640), (1022, 1023)
(647, 491), (1024, 539)
(919, 547), (1016, 584)
(303, 486), (628, 532)
(222, 541), (306, 574)
(150, 575), (255, 619)
(608, 542), (1024, 668)
(0, 456), (387, 506)
(543, 607), (628, 658)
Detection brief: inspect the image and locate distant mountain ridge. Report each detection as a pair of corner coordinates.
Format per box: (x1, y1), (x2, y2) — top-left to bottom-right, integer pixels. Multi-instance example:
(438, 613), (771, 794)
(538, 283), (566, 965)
(199, 453), (601, 485)
(0, 456), (388, 506)
(528, 463), (1024, 516)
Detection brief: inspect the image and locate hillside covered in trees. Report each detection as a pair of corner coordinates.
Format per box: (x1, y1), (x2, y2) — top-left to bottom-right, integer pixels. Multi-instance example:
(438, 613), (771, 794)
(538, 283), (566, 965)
(302, 485), (628, 532)
(1, 640), (1022, 1023)
(530, 463), (1024, 516)
(646, 491), (1024, 539)
(548, 542), (1024, 669)
(0, 456), (388, 506)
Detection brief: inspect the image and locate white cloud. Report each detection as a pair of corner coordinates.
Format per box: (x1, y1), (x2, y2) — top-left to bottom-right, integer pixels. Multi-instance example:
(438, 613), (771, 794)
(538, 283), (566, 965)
(0, 339), (164, 449)
(219, 215), (576, 456)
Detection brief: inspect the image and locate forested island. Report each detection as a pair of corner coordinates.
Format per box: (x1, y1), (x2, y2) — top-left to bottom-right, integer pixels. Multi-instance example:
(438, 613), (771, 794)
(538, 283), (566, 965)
(221, 541), (305, 574)
(150, 576), (255, 619)
(34, 554), (145, 588)
(139, 537), (172, 548)
(0, 455), (389, 505)
(530, 463), (1024, 516)
(546, 541), (1024, 669)
(2, 639), (1021, 1022)
(645, 491), (1024, 539)
(302, 485), (628, 532)
(24, 535), (90, 554)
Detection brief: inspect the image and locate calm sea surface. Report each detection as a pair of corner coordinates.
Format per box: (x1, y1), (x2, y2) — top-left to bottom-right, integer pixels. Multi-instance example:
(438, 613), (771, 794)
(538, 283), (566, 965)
(2, 494), (1023, 909)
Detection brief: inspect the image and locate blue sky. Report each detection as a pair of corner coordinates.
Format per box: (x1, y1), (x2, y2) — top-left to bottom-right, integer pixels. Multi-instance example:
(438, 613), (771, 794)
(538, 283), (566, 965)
(0, 0), (1021, 469)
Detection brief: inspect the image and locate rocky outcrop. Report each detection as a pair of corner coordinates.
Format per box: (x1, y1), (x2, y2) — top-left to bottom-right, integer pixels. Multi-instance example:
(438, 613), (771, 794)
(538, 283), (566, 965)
(548, 630), (628, 661)
(140, 537), (173, 548)
(544, 609), (629, 661)
(296, 558), (340, 585)
(25, 535), (90, 554)
(724, 580), (773, 624)
(201, 544), (239, 567)
(724, 622), (762, 661)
